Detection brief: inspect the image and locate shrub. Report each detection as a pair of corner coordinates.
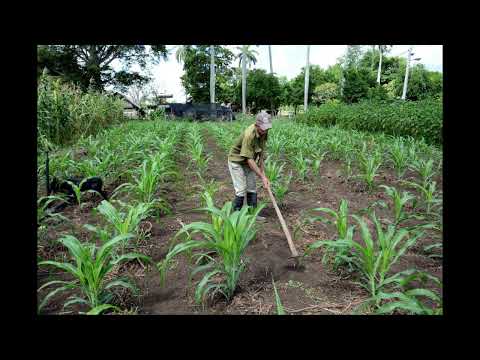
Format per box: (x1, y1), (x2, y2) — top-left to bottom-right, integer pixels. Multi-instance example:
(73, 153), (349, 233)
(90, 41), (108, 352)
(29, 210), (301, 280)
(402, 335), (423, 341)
(296, 98), (442, 145)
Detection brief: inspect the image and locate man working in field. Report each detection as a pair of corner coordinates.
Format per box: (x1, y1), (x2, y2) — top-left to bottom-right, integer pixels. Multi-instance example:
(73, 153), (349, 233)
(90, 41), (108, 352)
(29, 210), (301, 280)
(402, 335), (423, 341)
(228, 111), (272, 219)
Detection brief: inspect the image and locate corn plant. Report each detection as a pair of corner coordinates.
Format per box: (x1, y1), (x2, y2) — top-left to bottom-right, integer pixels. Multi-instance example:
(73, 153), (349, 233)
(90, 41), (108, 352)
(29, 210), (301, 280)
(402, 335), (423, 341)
(38, 233), (152, 314)
(122, 156), (175, 213)
(305, 200), (354, 271)
(320, 212), (424, 310)
(325, 137), (342, 160)
(196, 177), (220, 207)
(158, 193), (264, 304)
(311, 151), (327, 177)
(410, 158), (436, 186)
(95, 200), (153, 249)
(37, 195), (69, 225)
(388, 138), (410, 179)
(376, 185), (418, 227)
(65, 179), (102, 206)
(402, 180), (442, 215)
(375, 270), (442, 315)
(341, 153), (355, 181)
(264, 157), (285, 184)
(272, 276), (286, 315)
(292, 152), (309, 182)
(272, 173), (292, 204)
(356, 144), (383, 191)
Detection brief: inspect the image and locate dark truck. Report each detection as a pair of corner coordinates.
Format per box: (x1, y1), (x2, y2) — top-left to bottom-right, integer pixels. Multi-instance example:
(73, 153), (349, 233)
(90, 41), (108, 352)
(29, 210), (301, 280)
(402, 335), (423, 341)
(165, 103), (235, 121)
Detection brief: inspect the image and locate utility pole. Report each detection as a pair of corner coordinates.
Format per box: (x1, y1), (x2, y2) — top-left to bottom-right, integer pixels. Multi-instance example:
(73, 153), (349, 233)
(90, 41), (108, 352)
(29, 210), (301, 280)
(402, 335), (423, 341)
(401, 47), (412, 100)
(304, 45), (310, 112)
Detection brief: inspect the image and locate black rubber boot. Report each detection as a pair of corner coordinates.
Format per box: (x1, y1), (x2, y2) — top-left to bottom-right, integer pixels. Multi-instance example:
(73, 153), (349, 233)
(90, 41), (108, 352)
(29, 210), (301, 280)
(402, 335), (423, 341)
(246, 192), (257, 207)
(233, 195), (245, 211)
(247, 192), (266, 221)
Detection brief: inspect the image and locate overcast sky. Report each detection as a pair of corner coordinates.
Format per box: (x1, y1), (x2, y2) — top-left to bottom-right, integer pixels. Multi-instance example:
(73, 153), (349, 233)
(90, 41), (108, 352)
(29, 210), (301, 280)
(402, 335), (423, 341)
(115, 45), (443, 102)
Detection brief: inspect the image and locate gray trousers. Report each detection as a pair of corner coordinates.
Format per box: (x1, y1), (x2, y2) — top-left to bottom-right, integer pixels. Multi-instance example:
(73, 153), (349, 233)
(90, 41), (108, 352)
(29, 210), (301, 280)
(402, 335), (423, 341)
(228, 161), (256, 197)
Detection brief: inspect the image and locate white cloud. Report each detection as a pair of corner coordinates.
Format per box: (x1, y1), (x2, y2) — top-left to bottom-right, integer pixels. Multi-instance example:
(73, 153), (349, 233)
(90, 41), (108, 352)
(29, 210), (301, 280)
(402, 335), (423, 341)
(111, 45), (442, 102)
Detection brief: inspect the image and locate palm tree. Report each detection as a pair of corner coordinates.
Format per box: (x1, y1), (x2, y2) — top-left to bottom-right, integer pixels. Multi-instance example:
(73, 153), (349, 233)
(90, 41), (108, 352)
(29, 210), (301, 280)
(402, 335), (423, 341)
(210, 45), (215, 113)
(175, 45), (216, 107)
(376, 45), (392, 84)
(268, 45), (273, 74)
(174, 45), (188, 63)
(304, 45), (311, 112)
(237, 45), (259, 114)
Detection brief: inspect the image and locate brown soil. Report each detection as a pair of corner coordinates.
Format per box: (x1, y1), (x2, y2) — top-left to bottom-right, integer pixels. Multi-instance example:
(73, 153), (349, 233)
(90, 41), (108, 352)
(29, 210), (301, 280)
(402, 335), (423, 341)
(38, 126), (442, 315)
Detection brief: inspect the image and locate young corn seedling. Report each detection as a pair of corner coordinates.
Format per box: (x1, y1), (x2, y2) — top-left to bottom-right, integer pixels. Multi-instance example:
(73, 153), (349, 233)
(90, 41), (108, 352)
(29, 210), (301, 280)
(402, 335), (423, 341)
(38, 233), (152, 315)
(376, 185), (418, 227)
(158, 192), (264, 305)
(311, 151), (328, 177)
(292, 152), (309, 182)
(388, 138), (410, 179)
(95, 200), (153, 250)
(410, 158), (436, 186)
(65, 179), (102, 207)
(345, 213), (424, 309)
(375, 270), (442, 315)
(272, 276), (286, 315)
(272, 173), (292, 204)
(123, 157), (174, 214)
(37, 195), (69, 226)
(401, 180), (442, 215)
(264, 157), (285, 184)
(356, 144), (383, 191)
(305, 200), (355, 271)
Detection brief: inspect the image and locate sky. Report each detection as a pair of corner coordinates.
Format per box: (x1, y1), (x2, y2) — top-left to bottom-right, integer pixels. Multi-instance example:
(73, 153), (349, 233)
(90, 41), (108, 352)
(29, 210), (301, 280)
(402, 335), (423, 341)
(114, 45), (443, 103)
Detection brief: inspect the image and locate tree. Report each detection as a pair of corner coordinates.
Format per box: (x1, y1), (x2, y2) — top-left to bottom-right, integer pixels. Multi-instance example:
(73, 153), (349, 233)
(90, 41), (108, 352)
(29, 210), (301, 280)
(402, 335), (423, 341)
(180, 46), (235, 103)
(376, 45), (393, 84)
(342, 67), (375, 103)
(312, 82), (339, 105)
(235, 69), (281, 114)
(268, 45), (273, 74)
(304, 45), (310, 111)
(237, 45), (259, 114)
(210, 45), (215, 106)
(37, 45), (168, 92)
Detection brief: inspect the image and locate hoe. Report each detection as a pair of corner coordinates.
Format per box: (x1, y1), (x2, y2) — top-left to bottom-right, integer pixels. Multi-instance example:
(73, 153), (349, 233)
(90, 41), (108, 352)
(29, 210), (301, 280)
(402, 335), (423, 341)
(266, 186), (303, 270)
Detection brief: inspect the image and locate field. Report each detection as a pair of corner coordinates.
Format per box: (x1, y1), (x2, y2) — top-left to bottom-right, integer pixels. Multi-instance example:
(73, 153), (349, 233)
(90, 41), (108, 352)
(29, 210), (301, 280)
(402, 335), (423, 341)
(37, 115), (443, 315)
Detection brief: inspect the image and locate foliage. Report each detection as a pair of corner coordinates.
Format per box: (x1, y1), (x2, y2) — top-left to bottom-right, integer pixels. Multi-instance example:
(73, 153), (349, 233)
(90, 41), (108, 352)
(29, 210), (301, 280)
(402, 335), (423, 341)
(37, 45), (168, 92)
(38, 74), (125, 146)
(235, 69), (282, 112)
(375, 270), (442, 315)
(158, 192), (264, 304)
(38, 233), (152, 314)
(296, 98), (443, 145)
(312, 82), (339, 105)
(272, 276), (286, 315)
(180, 45), (235, 103)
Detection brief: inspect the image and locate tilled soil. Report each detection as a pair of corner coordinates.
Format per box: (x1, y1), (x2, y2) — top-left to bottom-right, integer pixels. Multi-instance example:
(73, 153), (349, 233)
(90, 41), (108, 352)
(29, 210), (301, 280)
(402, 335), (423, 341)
(37, 126), (442, 315)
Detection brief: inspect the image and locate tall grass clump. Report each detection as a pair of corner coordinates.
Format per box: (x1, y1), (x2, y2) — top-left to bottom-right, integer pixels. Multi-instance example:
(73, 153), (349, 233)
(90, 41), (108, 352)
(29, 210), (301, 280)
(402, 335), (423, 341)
(37, 74), (125, 147)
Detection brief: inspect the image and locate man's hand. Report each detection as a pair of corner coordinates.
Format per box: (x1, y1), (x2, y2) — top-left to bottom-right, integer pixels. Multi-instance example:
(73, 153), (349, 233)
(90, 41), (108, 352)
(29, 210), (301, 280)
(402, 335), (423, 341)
(262, 176), (271, 190)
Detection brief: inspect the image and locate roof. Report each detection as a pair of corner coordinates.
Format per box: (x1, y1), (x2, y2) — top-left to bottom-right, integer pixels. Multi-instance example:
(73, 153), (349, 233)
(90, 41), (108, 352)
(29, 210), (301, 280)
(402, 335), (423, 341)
(111, 92), (140, 110)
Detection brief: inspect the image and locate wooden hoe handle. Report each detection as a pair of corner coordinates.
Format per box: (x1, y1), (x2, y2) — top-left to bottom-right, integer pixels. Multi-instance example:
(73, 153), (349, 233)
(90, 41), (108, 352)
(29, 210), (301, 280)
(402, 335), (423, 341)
(266, 186), (299, 257)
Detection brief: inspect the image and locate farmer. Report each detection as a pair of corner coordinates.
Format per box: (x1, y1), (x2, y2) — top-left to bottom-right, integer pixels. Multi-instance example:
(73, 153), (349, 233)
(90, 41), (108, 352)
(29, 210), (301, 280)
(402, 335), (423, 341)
(228, 111), (272, 218)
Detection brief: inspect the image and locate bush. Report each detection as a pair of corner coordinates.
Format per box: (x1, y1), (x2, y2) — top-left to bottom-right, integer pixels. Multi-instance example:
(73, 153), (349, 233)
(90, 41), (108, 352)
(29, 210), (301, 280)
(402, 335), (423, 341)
(38, 74), (125, 147)
(296, 98), (442, 145)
